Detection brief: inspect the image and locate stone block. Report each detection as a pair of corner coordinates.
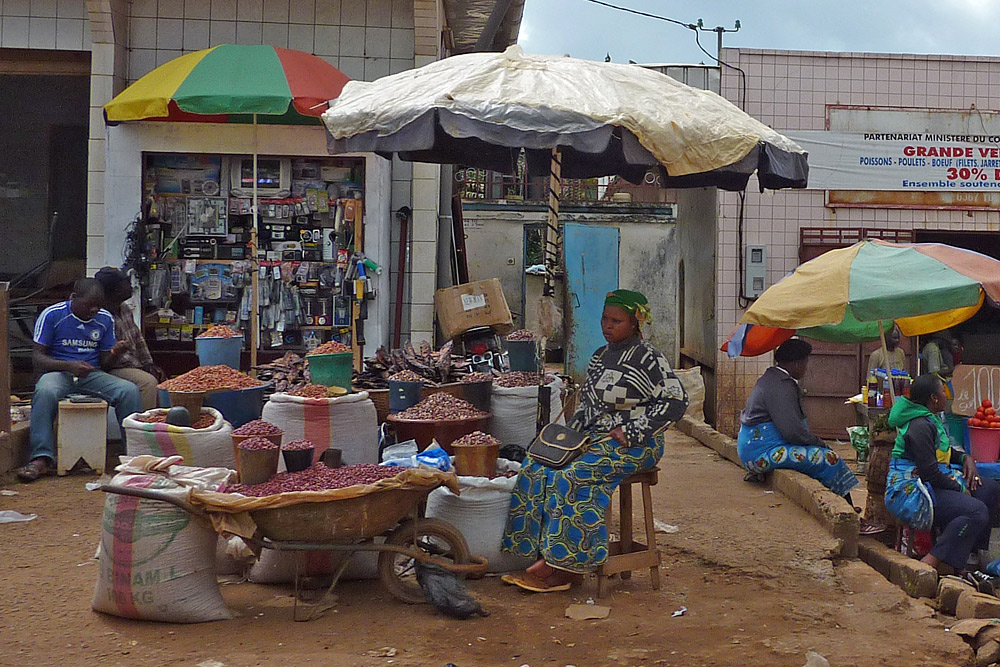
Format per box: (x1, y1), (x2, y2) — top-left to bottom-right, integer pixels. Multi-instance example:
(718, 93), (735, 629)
(957, 591), (1000, 620)
(939, 576), (978, 615)
(857, 537), (937, 598)
(976, 639), (1000, 667)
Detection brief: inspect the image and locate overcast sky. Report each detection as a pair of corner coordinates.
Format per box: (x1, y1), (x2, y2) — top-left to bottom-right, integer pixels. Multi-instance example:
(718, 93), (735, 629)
(519, 0), (1000, 65)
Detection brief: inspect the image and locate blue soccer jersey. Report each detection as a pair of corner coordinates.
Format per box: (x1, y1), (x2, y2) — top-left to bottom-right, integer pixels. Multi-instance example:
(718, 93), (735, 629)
(33, 301), (116, 366)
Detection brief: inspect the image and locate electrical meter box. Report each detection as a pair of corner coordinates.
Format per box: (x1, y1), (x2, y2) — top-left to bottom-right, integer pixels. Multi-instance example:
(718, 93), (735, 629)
(745, 244), (767, 298)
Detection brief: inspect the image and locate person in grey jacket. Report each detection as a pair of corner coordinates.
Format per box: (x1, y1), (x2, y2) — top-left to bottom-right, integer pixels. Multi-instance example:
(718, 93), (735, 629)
(737, 338), (859, 498)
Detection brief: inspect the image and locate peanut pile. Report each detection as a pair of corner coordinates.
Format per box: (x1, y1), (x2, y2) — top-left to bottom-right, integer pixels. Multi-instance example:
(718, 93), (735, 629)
(134, 411), (216, 429)
(451, 431), (500, 448)
(393, 392), (487, 421)
(288, 384), (333, 398)
(460, 372), (494, 384)
(226, 463), (401, 495)
(282, 439), (314, 451)
(237, 436), (279, 451)
(196, 325), (241, 339)
(307, 341), (351, 355)
(506, 329), (537, 341)
(388, 370), (427, 383)
(159, 365), (264, 393)
(494, 371), (557, 388)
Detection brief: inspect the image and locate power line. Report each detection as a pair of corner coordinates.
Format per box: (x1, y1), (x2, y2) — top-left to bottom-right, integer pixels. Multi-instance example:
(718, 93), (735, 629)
(583, 0), (694, 29)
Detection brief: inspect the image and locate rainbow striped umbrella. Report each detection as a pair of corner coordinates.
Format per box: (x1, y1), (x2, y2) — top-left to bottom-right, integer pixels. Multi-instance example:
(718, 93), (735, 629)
(724, 240), (1000, 357)
(104, 44), (349, 124)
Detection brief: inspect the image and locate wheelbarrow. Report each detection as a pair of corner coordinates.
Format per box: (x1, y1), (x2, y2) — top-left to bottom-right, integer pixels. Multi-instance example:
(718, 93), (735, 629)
(100, 481), (488, 620)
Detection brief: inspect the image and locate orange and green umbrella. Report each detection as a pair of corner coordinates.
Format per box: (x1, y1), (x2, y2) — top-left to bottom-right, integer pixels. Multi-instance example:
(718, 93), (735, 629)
(723, 240), (1000, 356)
(104, 44), (349, 125)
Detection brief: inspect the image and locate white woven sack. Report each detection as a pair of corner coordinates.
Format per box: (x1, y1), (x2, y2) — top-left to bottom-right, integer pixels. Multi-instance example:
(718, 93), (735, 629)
(92, 460), (234, 623)
(262, 392), (378, 467)
(674, 367), (706, 422)
(123, 408), (234, 468)
(425, 459), (532, 573)
(489, 377), (564, 447)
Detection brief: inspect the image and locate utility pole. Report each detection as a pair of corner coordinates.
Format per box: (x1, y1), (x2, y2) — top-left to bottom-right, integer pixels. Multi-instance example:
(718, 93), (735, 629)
(695, 18), (740, 60)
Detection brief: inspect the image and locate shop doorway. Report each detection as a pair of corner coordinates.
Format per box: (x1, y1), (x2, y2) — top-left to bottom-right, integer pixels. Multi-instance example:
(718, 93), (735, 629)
(0, 50), (90, 284)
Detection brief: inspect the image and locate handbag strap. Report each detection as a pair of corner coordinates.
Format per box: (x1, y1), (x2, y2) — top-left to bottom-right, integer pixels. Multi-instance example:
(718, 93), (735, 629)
(549, 386), (578, 424)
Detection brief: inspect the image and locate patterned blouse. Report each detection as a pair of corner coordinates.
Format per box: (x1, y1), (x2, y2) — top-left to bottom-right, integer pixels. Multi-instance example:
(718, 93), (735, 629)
(567, 336), (688, 447)
(108, 303), (156, 373)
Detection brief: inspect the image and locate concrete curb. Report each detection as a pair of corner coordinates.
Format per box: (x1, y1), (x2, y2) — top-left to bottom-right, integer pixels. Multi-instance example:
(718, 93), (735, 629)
(677, 416), (860, 558)
(857, 537), (938, 599)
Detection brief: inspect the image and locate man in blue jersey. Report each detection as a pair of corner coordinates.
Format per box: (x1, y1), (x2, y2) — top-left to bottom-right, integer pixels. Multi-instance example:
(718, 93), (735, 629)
(17, 278), (142, 482)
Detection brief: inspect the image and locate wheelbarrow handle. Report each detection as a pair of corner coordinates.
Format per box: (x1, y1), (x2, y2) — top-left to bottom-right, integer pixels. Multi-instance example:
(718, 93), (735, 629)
(98, 484), (207, 519)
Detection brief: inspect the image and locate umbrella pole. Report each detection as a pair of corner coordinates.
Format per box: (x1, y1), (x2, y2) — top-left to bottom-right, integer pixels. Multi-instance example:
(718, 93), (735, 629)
(877, 320), (895, 403)
(250, 114), (259, 370)
(536, 147), (562, 434)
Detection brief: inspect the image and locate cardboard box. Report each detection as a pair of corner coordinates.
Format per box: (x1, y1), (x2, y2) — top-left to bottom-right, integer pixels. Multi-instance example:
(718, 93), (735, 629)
(434, 278), (513, 340)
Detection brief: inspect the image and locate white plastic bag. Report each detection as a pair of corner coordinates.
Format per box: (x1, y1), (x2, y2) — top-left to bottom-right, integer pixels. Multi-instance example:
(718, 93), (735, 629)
(262, 392), (378, 466)
(425, 459), (533, 573)
(92, 457), (235, 622)
(489, 377), (564, 447)
(124, 408), (235, 468)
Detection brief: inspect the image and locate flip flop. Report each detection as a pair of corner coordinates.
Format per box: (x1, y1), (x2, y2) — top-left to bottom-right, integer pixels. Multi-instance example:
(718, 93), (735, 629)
(505, 573), (572, 593)
(16, 459), (53, 483)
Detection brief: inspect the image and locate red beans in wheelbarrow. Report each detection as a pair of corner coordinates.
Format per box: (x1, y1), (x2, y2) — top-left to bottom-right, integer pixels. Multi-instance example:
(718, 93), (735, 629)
(226, 463), (401, 496)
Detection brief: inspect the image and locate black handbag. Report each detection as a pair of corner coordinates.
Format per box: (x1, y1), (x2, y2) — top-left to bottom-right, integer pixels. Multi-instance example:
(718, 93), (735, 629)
(527, 398), (589, 468)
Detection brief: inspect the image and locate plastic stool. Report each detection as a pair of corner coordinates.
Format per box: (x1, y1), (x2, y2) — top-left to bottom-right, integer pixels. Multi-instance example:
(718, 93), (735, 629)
(56, 399), (108, 475)
(597, 466), (661, 597)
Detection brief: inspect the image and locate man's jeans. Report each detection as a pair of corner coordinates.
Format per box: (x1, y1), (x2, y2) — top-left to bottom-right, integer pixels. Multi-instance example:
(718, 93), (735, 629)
(29, 371), (142, 463)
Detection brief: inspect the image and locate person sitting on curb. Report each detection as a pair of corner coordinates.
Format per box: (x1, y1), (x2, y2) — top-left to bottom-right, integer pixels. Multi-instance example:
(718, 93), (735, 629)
(737, 338), (860, 504)
(17, 278), (143, 482)
(94, 266), (163, 410)
(886, 373), (999, 575)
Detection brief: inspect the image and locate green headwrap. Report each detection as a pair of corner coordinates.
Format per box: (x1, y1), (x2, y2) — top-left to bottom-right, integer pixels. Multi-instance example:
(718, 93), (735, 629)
(604, 289), (652, 326)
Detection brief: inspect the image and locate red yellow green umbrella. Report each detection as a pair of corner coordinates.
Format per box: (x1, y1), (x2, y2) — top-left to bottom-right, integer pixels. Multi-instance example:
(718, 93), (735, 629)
(724, 240), (1000, 357)
(104, 44), (349, 124)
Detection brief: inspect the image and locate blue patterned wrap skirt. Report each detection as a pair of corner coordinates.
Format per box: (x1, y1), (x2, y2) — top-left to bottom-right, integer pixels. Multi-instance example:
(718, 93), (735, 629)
(501, 432), (664, 573)
(737, 421), (858, 497)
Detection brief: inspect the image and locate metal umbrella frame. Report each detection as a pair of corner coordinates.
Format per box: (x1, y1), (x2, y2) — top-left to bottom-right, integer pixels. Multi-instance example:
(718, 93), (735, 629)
(321, 46), (809, 414)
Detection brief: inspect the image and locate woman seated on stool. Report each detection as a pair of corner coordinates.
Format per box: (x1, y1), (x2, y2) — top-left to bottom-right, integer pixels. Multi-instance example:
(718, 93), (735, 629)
(500, 289), (688, 593)
(738, 338), (859, 502)
(887, 373), (999, 574)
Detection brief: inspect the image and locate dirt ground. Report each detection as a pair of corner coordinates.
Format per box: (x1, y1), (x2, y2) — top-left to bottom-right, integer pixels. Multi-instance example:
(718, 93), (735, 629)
(0, 430), (972, 667)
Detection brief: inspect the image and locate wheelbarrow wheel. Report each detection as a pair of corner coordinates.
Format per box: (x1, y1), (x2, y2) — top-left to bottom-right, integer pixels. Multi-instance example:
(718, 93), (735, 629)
(378, 518), (471, 604)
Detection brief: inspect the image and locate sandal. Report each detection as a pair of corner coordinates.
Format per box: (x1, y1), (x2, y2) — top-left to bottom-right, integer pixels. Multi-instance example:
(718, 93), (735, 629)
(17, 458), (53, 483)
(505, 573), (572, 593)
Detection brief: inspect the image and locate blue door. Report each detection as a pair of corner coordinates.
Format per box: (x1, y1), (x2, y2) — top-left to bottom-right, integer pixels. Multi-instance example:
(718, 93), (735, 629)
(564, 223), (620, 382)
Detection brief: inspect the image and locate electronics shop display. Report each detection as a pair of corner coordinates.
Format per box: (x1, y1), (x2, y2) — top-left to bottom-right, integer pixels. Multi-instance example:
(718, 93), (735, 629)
(138, 154), (374, 355)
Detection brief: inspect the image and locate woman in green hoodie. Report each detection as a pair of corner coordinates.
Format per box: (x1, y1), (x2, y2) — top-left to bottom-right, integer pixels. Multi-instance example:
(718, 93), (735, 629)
(886, 374), (999, 573)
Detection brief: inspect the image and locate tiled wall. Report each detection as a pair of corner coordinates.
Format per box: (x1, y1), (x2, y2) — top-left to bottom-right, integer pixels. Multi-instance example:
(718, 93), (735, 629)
(714, 48), (1000, 436)
(125, 0), (415, 83)
(0, 0), (90, 50)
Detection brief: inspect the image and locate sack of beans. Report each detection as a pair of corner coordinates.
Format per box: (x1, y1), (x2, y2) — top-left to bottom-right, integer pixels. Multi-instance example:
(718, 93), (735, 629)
(261, 391), (378, 466)
(92, 457), (235, 623)
(489, 376), (563, 447)
(425, 459), (532, 573)
(124, 408), (235, 468)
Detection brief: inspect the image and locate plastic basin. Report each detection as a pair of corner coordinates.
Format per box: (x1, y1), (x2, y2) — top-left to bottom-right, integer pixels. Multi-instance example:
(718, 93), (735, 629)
(504, 339), (540, 372)
(195, 336), (243, 370)
(386, 414), (492, 454)
(970, 426), (1000, 463)
(460, 380), (493, 413)
(387, 379), (424, 413)
(307, 352), (353, 390)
